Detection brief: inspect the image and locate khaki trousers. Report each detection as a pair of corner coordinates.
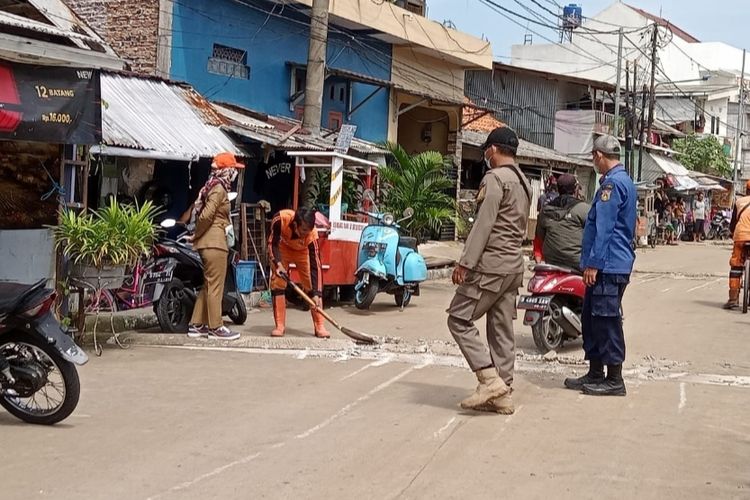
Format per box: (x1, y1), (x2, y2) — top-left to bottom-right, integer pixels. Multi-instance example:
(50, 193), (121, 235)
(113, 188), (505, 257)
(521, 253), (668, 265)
(446, 271), (523, 386)
(190, 248), (228, 329)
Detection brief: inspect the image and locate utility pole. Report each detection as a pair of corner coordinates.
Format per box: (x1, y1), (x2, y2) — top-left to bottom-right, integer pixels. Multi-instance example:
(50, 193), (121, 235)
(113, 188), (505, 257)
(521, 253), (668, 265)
(613, 28), (624, 138)
(302, 0), (330, 136)
(646, 23), (659, 144)
(734, 48), (746, 186)
(638, 84), (647, 182)
(625, 59), (631, 175)
(631, 60), (638, 175)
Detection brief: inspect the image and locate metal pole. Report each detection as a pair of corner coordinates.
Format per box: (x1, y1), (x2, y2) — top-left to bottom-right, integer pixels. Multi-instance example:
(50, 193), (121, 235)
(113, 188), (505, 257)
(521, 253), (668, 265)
(638, 84), (647, 182)
(302, 0), (330, 136)
(631, 60), (638, 174)
(734, 49), (746, 186)
(625, 59), (631, 175)
(613, 28), (624, 138)
(646, 23), (659, 144)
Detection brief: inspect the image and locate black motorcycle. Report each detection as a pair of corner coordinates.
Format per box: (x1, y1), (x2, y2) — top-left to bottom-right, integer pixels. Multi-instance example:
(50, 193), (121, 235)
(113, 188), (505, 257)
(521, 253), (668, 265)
(0, 280), (88, 425)
(154, 221), (247, 333)
(706, 212), (732, 240)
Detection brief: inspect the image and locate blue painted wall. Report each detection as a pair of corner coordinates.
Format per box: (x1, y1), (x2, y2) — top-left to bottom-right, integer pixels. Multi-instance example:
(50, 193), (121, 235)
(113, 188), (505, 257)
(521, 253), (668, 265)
(170, 0), (392, 143)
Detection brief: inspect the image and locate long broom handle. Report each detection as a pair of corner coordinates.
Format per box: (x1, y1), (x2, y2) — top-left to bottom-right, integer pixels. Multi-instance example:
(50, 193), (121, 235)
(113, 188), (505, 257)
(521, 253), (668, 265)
(278, 271), (342, 328)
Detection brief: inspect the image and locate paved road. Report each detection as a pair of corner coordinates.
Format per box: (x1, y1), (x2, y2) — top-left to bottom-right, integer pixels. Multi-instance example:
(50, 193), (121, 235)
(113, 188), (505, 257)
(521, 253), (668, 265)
(3, 243), (749, 499)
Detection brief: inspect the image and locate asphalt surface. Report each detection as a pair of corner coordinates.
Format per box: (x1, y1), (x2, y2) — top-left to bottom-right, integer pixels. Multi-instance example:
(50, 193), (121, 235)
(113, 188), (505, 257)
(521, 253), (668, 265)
(2, 242), (749, 499)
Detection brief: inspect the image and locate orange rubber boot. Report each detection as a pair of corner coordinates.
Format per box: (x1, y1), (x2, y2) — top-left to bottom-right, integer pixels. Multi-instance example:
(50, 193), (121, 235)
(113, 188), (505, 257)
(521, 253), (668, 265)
(271, 294), (286, 337)
(311, 297), (330, 339)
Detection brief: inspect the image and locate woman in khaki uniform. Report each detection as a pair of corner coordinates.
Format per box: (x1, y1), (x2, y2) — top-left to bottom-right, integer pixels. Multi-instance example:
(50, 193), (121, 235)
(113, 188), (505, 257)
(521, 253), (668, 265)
(187, 152), (244, 340)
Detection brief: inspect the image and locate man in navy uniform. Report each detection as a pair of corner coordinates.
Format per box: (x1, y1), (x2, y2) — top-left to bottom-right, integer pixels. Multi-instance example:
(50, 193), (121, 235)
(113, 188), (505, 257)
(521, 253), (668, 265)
(564, 135), (636, 396)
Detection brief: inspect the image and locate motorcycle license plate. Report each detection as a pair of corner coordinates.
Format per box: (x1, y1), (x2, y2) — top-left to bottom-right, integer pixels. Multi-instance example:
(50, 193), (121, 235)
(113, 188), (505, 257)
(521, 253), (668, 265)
(145, 270), (173, 284)
(517, 295), (552, 311)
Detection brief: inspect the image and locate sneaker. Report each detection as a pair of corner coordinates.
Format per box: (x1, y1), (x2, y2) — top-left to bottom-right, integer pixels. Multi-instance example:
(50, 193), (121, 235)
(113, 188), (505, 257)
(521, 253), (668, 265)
(187, 324), (209, 338)
(208, 326), (240, 341)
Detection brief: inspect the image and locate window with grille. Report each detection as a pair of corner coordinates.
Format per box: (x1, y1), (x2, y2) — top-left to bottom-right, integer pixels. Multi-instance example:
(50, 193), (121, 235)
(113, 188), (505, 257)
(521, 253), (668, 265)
(208, 44), (250, 79)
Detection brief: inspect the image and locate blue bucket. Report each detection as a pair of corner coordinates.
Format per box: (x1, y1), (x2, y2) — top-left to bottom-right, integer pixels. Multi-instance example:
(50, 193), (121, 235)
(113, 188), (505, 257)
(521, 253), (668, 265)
(236, 260), (256, 294)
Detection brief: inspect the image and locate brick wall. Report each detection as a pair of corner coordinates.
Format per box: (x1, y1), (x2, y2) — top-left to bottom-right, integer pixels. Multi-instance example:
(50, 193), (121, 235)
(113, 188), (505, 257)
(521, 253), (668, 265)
(65, 0), (160, 75)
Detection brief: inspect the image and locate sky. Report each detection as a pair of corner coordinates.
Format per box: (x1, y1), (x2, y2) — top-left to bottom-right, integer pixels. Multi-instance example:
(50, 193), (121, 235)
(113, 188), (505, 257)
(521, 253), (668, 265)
(426, 0), (750, 60)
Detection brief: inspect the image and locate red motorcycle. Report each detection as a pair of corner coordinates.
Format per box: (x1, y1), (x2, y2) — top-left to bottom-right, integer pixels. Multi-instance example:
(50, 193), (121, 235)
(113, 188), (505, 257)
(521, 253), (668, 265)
(517, 264), (585, 353)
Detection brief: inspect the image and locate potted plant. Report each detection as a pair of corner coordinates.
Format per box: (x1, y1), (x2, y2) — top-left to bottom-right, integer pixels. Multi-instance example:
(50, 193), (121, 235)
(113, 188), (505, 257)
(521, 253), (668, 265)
(53, 199), (160, 286)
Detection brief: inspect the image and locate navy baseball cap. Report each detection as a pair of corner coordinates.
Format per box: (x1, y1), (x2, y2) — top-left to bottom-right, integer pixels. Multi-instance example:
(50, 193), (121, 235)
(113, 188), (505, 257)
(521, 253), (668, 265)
(480, 126), (520, 152)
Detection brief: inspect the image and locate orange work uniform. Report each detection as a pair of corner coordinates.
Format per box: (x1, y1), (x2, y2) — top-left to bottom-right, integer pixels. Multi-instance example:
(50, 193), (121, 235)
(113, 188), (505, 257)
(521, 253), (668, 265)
(728, 195), (750, 298)
(269, 209), (323, 295)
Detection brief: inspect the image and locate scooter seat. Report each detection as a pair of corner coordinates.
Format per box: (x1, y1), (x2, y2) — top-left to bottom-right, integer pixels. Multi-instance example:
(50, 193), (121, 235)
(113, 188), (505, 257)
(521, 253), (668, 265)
(0, 279), (46, 314)
(399, 236), (418, 251)
(533, 264), (582, 276)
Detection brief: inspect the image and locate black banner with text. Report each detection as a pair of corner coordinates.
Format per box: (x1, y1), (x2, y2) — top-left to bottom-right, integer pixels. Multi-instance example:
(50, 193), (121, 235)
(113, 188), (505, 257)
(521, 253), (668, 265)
(0, 60), (101, 144)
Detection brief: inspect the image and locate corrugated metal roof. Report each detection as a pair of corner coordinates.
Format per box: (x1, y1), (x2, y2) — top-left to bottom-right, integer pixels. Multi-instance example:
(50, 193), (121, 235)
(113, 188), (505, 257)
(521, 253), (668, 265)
(100, 73), (242, 160)
(462, 129), (592, 169)
(213, 103), (387, 155)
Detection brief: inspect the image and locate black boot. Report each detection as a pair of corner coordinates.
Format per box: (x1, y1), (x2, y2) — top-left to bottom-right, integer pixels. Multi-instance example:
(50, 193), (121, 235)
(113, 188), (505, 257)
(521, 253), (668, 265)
(564, 359), (605, 390)
(582, 364), (627, 396)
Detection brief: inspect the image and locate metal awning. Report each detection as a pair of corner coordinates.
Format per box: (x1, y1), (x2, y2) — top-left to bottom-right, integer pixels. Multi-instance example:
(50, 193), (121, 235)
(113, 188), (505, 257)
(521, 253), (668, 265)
(641, 152), (700, 191)
(98, 73), (242, 161)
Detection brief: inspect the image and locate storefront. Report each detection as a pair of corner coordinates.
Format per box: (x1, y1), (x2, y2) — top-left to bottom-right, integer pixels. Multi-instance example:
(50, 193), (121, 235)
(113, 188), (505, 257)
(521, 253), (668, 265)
(0, 59), (101, 283)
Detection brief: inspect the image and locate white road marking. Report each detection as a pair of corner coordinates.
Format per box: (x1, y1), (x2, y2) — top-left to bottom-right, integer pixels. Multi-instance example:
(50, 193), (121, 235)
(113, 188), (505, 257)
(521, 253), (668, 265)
(296, 362), (430, 440)
(147, 452), (262, 499)
(433, 416), (457, 438)
(661, 288), (671, 293)
(340, 355), (394, 381)
(678, 382), (687, 412)
(686, 278), (722, 293)
(149, 362), (431, 499)
(295, 350), (309, 360)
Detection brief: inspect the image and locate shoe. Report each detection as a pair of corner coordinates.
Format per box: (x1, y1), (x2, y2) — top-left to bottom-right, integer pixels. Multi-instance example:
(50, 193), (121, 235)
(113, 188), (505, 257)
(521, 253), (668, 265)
(271, 294), (286, 337)
(723, 301), (739, 310)
(310, 297), (330, 339)
(476, 389), (515, 415)
(208, 326), (240, 341)
(582, 364), (627, 396)
(459, 367), (509, 410)
(564, 360), (605, 390)
(187, 324), (209, 338)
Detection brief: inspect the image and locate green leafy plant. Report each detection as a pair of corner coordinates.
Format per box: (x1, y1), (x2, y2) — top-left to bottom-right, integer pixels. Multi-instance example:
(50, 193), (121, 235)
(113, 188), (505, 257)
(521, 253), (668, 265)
(672, 134), (732, 178)
(306, 169), (363, 212)
(53, 199), (160, 269)
(378, 142), (456, 240)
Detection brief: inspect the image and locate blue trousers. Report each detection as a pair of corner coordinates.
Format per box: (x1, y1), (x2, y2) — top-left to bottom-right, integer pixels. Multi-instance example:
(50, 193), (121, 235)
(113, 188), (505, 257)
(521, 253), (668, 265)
(582, 273), (629, 365)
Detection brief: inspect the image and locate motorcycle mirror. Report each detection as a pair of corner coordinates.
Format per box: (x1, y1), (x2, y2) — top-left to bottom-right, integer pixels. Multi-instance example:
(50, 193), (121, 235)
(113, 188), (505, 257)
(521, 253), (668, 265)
(228, 192), (238, 202)
(161, 218), (177, 228)
(363, 189), (375, 201)
(403, 207), (415, 218)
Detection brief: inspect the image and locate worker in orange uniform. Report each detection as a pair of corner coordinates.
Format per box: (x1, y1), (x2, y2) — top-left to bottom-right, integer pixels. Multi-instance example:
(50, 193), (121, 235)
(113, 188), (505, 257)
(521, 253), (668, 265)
(724, 180), (750, 309)
(269, 207), (330, 338)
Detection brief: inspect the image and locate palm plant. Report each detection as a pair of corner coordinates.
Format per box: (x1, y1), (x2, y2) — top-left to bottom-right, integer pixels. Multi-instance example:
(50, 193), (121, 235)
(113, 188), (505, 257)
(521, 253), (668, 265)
(378, 143), (456, 240)
(53, 199), (160, 269)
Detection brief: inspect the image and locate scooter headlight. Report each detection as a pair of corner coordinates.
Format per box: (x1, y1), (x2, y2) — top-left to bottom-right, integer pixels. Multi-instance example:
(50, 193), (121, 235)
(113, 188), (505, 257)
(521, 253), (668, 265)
(383, 213), (395, 226)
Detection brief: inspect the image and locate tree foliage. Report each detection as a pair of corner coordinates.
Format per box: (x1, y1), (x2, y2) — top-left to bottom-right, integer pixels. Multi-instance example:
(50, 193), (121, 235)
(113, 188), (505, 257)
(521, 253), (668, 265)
(378, 143), (456, 241)
(672, 135), (732, 178)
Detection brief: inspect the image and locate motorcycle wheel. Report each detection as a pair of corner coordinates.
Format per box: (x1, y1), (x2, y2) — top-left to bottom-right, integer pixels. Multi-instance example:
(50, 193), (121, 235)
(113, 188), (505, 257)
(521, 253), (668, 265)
(394, 288), (412, 308)
(228, 294), (247, 325)
(0, 333), (80, 425)
(354, 281), (378, 310)
(706, 227), (716, 240)
(156, 279), (191, 333)
(531, 311), (565, 354)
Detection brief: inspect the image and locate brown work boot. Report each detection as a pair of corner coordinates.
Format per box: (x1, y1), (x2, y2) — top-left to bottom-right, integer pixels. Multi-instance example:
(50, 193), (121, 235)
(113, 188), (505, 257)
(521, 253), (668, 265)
(478, 390), (515, 415)
(311, 296), (330, 339)
(460, 367), (509, 410)
(723, 289), (740, 310)
(271, 294), (286, 337)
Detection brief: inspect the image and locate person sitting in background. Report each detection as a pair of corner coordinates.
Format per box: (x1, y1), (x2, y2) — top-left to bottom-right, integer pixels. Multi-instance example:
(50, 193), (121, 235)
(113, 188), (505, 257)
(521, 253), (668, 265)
(537, 175), (558, 212)
(534, 174), (590, 270)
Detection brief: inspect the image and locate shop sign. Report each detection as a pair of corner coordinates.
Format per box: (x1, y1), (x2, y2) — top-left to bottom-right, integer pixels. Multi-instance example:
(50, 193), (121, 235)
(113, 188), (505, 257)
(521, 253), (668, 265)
(0, 60), (101, 144)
